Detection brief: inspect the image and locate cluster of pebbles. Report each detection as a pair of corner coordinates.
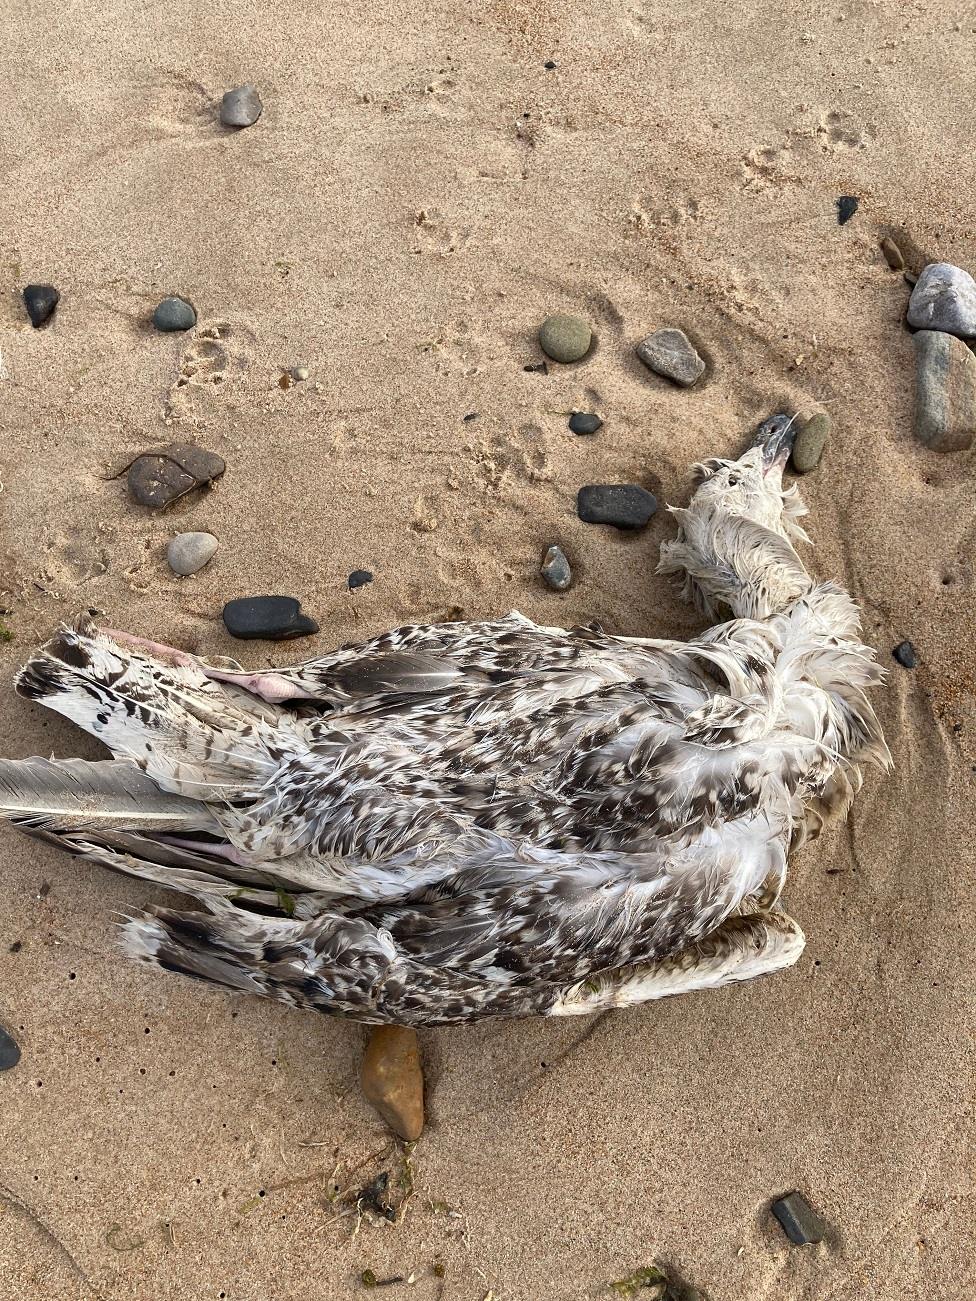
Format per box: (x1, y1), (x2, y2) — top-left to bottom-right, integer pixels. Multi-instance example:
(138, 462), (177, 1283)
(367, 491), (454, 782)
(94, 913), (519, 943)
(534, 312), (829, 591)
(905, 260), (976, 453)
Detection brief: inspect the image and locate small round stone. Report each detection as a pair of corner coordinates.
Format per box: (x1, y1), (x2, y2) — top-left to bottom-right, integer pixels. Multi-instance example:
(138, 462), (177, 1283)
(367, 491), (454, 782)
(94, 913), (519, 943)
(220, 84), (263, 129)
(23, 283), (60, 328)
(541, 544), (572, 591)
(791, 413), (830, 473)
(152, 296), (197, 332)
(577, 484), (657, 530)
(544, 59), (557, 70)
(291, 365), (310, 381)
(893, 640), (917, 669)
(348, 569), (373, 590)
(538, 314), (592, 364)
(837, 195), (859, 225)
(167, 531), (218, 576)
(568, 411), (603, 435)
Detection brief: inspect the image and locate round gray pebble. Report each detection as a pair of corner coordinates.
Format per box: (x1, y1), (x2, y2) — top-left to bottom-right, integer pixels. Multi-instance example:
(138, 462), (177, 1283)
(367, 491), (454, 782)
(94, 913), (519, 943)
(893, 640), (917, 669)
(568, 412), (603, 435)
(167, 531), (219, 576)
(541, 545), (572, 591)
(220, 84), (263, 128)
(538, 314), (592, 364)
(791, 413), (830, 473)
(153, 296), (197, 332)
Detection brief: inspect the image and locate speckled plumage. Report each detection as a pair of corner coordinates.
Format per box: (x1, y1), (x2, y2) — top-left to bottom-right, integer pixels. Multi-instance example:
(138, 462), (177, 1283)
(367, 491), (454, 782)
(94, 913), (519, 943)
(0, 434), (890, 1024)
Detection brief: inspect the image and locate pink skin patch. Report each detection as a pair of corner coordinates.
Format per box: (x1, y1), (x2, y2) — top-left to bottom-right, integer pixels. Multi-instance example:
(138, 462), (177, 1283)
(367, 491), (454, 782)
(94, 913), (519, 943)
(101, 627), (312, 704)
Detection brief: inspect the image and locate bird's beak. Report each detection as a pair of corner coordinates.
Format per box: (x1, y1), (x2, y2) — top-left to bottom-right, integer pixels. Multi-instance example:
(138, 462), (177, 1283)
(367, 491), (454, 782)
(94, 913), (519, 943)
(751, 412), (797, 476)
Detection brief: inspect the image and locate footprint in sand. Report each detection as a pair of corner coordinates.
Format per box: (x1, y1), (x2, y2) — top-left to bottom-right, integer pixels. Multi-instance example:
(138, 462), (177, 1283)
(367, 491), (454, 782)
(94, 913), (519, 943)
(741, 108), (876, 189)
(165, 321), (254, 423)
(477, 427), (552, 491)
(816, 108), (877, 152)
(411, 209), (471, 257)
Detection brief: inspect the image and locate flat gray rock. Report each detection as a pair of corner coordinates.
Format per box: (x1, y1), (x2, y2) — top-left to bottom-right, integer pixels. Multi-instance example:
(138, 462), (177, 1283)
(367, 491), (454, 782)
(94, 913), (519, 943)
(577, 484), (657, 529)
(635, 328), (705, 387)
(771, 1192), (827, 1246)
(913, 330), (976, 452)
(167, 531), (219, 576)
(220, 84), (263, 128)
(127, 444), (225, 509)
(907, 263), (976, 338)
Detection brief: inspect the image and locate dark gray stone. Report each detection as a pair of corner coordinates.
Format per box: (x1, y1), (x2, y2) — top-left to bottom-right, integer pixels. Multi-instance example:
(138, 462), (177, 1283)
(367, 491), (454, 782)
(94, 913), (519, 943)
(771, 1192), (827, 1245)
(348, 569), (373, 590)
(541, 545), (572, 591)
(568, 411), (603, 435)
(907, 263), (976, 338)
(913, 330), (976, 452)
(152, 296), (197, 332)
(538, 314), (592, 363)
(893, 640), (917, 669)
(0, 1025), (20, 1072)
(544, 59), (557, 70)
(220, 84), (263, 128)
(836, 195), (858, 225)
(636, 328), (705, 387)
(791, 413), (830, 473)
(23, 283), (60, 328)
(577, 484), (657, 529)
(167, 531), (218, 576)
(127, 444), (225, 509)
(222, 596), (319, 640)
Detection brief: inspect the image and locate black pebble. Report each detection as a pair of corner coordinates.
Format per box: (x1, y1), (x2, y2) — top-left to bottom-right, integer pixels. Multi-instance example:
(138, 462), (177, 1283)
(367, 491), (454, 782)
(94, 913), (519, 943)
(893, 640), (917, 669)
(770, 1191), (827, 1245)
(544, 59), (557, 70)
(524, 361), (549, 374)
(568, 412), (603, 435)
(837, 196), (859, 225)
(0, 1025), (21, 1073)
(222, 596), (320, 641)
(577, 484), (657, 530)
(23, 284), (60, 328)
(462, 412), (479, 422)
(348, 570), (373, 590)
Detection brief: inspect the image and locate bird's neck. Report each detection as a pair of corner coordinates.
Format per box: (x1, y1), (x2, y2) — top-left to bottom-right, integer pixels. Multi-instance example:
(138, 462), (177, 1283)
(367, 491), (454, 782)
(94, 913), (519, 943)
(714, 518), (814, 621)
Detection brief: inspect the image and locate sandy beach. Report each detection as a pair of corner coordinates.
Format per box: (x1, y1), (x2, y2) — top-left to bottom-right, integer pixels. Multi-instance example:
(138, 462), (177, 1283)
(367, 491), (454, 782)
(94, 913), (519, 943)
(1, 1), (974, 1297)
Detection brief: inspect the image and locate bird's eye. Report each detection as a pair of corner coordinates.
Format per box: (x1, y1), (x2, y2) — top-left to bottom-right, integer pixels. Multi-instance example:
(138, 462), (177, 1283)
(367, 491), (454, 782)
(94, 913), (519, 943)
(727, 473), (741, 487)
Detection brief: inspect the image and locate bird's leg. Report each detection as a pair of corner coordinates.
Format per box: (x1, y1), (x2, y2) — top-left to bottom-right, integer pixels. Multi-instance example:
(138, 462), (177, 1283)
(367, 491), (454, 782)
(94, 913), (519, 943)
(548, 911), (805, 1015)
(101, 627), (311, 703)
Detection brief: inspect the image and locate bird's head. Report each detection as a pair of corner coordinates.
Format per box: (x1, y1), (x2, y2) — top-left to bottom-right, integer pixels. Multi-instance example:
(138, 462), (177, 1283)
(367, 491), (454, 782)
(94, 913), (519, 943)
(658, 414), (813, 621)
